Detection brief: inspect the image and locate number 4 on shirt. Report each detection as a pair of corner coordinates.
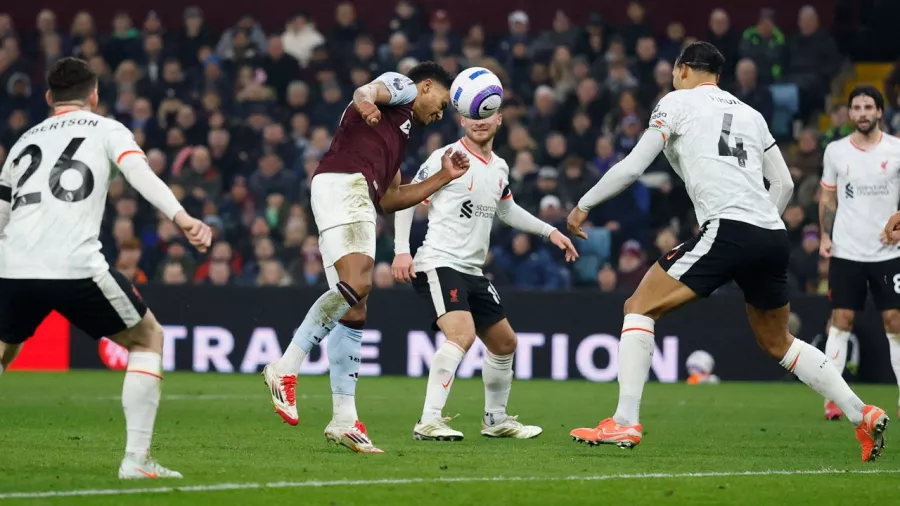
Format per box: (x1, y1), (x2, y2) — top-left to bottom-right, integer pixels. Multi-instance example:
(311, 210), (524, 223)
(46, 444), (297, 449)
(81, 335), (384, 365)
(718, 113), (748, 168)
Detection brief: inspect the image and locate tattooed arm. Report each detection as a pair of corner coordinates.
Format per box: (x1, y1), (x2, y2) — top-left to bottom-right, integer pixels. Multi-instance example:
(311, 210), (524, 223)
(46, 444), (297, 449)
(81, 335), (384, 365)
(818, 186), (837, 258)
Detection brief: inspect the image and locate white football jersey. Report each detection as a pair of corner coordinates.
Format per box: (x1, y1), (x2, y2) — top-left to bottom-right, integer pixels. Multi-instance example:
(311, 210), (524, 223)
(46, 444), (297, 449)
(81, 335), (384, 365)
(650, 84), (783, 230)
(412, 139), (511, 276)
(821, 134), (900, 262)
(0, 110), (144, 279)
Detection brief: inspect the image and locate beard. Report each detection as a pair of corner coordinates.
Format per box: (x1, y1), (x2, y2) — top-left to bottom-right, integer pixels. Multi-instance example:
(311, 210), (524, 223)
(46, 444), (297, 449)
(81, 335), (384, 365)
(855, 119), (878, 135)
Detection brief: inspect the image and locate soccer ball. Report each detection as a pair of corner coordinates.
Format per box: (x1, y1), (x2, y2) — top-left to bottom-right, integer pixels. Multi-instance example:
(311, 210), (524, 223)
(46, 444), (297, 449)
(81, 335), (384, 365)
(450, 67), (504, 120)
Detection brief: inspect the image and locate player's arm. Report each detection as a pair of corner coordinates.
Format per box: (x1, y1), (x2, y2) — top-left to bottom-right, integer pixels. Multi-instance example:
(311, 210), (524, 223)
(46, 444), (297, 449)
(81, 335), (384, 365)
(761, 145), (794, 215)
(0, 157), (11, 233)
(818, 144), (839, 257)
(380, 149), (469, 214)
(392, 159), (439, 283)
(567, 129), (665, 239)
(106, 124), (212, 252)
(496, 187), (578, 262)
(353, 72), (417, 126)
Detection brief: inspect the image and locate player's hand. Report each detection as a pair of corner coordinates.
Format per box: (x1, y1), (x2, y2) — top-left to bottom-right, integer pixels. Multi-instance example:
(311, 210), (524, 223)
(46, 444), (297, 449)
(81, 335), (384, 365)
(174, 212), (212, 253)
(549, 230), (579, 262)
(567, 207), (589, 240)
(358, 101), (381, 126)
(819, 234), (832, 258)
(884, 211), (900, 244)
(440, 149), (470, 180)
(391, 253), (416, 284)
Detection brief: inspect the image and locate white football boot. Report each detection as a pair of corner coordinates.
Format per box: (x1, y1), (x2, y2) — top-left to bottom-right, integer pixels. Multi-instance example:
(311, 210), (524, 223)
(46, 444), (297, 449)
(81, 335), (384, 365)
(481, 414), (543, 439)
(262, 364), (299, 426)
(324, 420), (384, 453)
(118, 454), (183, 479)
(413, 416), (465, 441)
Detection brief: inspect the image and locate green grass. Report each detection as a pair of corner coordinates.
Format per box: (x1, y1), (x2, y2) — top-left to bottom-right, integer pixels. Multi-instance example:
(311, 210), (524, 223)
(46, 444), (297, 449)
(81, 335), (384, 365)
(1, 372), (899, 505)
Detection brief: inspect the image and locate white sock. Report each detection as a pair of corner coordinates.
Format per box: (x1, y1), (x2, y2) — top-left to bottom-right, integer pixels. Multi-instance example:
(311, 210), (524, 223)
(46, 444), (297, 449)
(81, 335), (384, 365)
(824, 326), (850, 373)
(0, 363), (4, 378)
(122, 352), (163, 459)
(421, 341), (465, 423)
(332, 393), (359, 426)
(483, 351), (514, 426)
(780, 337), (865, 425)
(887, 333), (900, 408)
(613, 314), (655, 426)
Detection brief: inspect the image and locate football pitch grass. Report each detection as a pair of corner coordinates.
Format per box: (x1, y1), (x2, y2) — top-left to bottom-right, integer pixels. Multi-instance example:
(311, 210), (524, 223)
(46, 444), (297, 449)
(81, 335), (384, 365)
(1, 372), (899, 505)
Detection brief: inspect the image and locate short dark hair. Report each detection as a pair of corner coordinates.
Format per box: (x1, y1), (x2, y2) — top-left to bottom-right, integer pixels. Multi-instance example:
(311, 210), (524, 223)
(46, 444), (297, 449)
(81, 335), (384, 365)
(848, 85), (884, 111)
(47, 57), (98, 103)
(676, 41), (726, 77)
(406, 61), (453, 89)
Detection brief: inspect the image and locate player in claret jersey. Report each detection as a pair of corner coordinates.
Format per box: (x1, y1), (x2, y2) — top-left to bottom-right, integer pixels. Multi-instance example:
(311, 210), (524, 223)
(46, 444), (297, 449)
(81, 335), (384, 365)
(820, 86), (900, 421)
(263, 62), (470, 453)
(0, 58), (212, 478)
(566, 42), (888, 462)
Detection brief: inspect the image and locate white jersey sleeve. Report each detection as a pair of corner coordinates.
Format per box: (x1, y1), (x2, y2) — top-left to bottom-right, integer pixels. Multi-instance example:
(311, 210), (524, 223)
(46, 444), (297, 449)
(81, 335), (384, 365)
(648, 92), (691, 144)
(103, 122), (145, 166)
(373, 72), (418, 106)
(821, 143), (839, 191)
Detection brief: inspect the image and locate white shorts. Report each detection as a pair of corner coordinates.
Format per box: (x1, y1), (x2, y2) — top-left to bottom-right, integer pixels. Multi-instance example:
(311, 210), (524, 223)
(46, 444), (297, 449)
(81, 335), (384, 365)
(310, 172), (377, 287)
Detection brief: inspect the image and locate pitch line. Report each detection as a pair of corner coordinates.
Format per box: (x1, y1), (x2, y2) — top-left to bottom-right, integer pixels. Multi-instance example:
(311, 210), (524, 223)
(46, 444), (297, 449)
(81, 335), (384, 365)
(2, 468), (899, 500)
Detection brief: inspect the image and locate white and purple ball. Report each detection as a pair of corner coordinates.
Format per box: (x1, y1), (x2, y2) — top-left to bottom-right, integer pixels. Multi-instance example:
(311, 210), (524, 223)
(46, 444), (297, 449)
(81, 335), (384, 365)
(450, 67), (504, 120)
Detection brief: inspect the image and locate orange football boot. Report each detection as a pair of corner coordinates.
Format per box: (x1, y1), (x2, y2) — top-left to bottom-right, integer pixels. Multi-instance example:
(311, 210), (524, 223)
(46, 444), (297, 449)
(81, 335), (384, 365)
(570, 417), (642, 448)
(856, 405), (889, 462)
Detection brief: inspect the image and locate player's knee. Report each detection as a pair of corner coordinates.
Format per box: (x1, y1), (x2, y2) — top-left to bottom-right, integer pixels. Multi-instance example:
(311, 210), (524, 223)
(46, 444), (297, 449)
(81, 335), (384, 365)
(832, 310), (854, 331)
(756, 331), (792, 359)
(130, 318), (164, 354)
(623, 296), (657, 320)
(490, 333), (517, 356)
(882, 310), (900, 334)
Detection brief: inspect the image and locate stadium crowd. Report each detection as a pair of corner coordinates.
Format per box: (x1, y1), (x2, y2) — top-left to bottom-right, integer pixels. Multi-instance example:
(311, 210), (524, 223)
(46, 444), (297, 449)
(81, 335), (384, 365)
(0, 2), (878, 294)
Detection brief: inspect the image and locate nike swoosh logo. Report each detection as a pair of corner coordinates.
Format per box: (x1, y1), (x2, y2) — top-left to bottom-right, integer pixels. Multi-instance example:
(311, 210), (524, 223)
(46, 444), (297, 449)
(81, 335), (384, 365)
(831, 350), (840, 360)
(467, 177), (474, 191)
(135, 468), (158, 478)
(442, 377), (453, 389)
(483, 105), (498, 111)
(666, 251), (678, 260)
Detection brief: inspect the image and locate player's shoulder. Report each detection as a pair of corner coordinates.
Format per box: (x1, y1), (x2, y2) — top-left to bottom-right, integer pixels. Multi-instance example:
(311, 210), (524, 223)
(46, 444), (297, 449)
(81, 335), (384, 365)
(656, 89), (694, 108)
(880, 133), (900, 150)
(823, 135), (853, 157)
(489, 152), (510, 174)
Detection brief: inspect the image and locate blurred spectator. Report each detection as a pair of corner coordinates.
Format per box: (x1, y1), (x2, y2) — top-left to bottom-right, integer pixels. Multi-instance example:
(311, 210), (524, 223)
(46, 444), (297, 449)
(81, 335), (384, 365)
(567, 111), (600, 161)
(288, 235), (326, 287)
(417, 9), (460, 62)
(117, 238), (149, 285)
(177, 7), (214, 69)
(172, 146), (223, 202)
(206, 260), (233, 286)
(731, 59), (774, 127)
(639, 60), (674, 111)
(788, 128), (823, 181)
(738, 8), (785, 85)
(528, 86), (560, 143)
(654, 227), (680, 258)
(707, 9), (739, 83)
(331, 2), (363, 63)
(597, 264), (618, 292)
(257, 259), (292, 286)
(531, 10), (580, 61)
(632, 36), (658, 85)
(281, 12), (324, 67)
(614, 115), (643, 155)
(493, 232), (565, 290)
(249, 153), (298, 202)
(161, 261), (188, 285)
(103, 12), (142, 69)
(659, 21), (686, 64)
(822, 104), (853, 148)
(311, 81), (345, 129)
(216, 15), (266, 60)
(601, 59), (638, 106)
(389, 1), (424, 44)
(789, 225), (820, 293)
(497, 10), (531, 64)
(262, 36), (301, 104)
(620, 2), (653, 56)
(616, 240), (649, 292)
(785, 6), (840, 120)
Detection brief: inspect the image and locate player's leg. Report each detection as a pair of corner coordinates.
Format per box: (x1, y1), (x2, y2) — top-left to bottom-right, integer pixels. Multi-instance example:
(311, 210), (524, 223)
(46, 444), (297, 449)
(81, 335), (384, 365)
(571, 263), (700, 447)
(822, 258), (866, 420)
(869, 257), (900, 417)
(57, 271), (182, 477)
(740, 235), (887, 462)
(265, 173), (376, 427)
(571, 220), (735, 447)
(478, 317), (542, 439)
(0, 278), (42, 378)
(0, 341), (23, 377)
(410, 268), (475, 441)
